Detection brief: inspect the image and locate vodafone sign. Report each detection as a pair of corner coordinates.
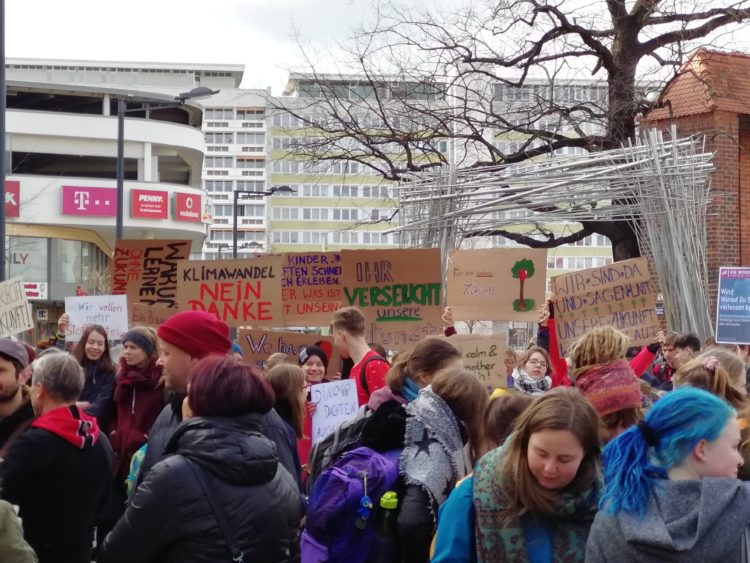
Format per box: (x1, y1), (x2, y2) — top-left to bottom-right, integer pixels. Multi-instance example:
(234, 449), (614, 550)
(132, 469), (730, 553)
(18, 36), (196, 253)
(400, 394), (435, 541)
(174, 193), (201, 223)
(132, 189), (168, 219)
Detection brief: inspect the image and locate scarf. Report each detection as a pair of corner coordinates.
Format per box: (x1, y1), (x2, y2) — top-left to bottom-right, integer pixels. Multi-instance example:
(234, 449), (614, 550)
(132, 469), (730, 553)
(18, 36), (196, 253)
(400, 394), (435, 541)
(513, 368), (552, 396)
(400, 386), (467, 523)
(114, 358), (162, 403)
(401, 377), (421, 403)
(473, 444), (599, 563)
(32, 405), (100, 449)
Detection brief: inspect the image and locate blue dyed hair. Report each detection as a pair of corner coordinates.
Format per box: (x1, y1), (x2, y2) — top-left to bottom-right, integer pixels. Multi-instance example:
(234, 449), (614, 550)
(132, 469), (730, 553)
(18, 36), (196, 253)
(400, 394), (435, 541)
(599, 387), (734, 516)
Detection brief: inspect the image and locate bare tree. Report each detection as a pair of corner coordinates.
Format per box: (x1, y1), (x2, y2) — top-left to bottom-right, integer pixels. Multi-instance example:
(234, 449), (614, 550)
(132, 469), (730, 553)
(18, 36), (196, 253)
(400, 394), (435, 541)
(269, 0), (750, 259)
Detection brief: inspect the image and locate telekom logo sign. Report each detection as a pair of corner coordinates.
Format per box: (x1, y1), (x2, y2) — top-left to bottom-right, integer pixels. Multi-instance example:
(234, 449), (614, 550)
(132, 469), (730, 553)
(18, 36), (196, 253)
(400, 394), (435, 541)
(62, 186), (117, 216)
(74, 191), (90, 210)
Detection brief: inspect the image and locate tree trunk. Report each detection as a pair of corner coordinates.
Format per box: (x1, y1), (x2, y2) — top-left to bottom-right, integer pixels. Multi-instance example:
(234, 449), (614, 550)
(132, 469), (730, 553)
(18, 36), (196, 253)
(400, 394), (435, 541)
(519, 278), (526, 310)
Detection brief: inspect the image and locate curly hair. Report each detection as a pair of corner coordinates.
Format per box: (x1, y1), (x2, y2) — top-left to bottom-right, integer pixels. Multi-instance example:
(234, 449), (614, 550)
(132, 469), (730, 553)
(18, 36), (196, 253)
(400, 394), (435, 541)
(569, 326), (629, 381)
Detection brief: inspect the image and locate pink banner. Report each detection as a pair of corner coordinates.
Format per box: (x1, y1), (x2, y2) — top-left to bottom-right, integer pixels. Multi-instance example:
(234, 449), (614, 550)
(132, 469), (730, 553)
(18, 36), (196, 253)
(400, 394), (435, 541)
(62, 186), (117, 216)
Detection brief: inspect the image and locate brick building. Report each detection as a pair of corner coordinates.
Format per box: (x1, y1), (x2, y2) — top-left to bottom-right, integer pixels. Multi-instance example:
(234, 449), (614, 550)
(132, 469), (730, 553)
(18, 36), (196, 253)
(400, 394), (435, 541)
(642, 48), (750, 322)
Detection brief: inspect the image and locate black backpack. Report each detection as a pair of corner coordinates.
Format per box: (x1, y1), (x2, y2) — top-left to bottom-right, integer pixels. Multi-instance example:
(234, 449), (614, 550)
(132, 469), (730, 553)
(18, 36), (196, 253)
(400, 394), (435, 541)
(305, 400), (407, 493)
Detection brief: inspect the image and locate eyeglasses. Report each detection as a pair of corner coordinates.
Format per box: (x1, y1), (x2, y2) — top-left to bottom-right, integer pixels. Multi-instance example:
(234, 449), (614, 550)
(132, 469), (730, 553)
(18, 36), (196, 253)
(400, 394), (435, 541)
(527, 359), (548, 368)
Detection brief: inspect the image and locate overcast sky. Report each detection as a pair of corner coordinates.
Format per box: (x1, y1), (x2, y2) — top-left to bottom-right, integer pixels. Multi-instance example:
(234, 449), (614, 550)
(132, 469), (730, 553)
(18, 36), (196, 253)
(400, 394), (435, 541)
(6, 0), (380, 93)
(6, 0), (750, 94)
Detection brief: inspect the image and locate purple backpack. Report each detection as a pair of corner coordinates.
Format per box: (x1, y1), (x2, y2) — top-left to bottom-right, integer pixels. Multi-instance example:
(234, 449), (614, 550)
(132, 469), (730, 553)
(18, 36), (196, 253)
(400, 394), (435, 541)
(301, 447), (400, 563)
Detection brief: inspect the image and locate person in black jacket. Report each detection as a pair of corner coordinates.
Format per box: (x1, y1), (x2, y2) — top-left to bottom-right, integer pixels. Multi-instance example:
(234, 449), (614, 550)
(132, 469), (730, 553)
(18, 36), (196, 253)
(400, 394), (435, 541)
(0, 339), (35, 457)
(100, 356), (301, 563)
(66, 321), (117, 430)
(135, 310), (298, 490)
(0, 353), (113, 563)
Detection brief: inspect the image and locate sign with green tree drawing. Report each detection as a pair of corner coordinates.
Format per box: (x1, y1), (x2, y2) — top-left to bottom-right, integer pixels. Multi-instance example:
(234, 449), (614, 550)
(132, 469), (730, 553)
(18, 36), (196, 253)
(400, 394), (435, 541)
(447, 248), (547, 321)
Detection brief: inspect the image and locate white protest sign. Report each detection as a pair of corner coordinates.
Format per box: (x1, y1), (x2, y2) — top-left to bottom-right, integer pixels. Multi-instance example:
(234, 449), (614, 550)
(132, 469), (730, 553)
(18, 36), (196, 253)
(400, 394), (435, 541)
(64, 295), (129, 342)
(310, 379), (359, 445)
(0, 277), (34, 337)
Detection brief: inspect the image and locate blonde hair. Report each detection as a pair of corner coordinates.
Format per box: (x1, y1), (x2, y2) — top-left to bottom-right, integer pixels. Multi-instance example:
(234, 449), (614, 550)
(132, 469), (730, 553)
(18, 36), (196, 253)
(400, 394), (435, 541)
(673, 349), (747, 408)
(431, 367), (489, 464)
(497, 388), (601, 525)
(569, 326), (628, 380)
(265, 352), (291, 372)
(266, 364), (306, 438)
(386, 337), (461, 392)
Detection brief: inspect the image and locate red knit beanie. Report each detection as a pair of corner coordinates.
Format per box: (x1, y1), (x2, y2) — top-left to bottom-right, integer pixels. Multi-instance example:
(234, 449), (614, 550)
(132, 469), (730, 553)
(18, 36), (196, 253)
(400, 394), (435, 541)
(576, 359), (642, 416)
(157, 311), (231, 359)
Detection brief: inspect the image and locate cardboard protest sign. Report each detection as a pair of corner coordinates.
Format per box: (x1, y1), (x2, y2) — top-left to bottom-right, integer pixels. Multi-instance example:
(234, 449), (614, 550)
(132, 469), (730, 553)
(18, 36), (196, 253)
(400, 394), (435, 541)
(237, 329), (341, 377)
(112, 239), (191, 320)
(0, 277), (34, 337)
(716, 267), (750, 345)
(310, 379), (359, 445)
(447, 248), (547, 322)
(131, 303), (176, 328)
(64, 294), (129, 342)
(176, 257), (283, 327)
(444, 333), (509, 388)
(341, 248), (442, 349)
(551, 258), (658, 356)
(281, 252), (343, 326)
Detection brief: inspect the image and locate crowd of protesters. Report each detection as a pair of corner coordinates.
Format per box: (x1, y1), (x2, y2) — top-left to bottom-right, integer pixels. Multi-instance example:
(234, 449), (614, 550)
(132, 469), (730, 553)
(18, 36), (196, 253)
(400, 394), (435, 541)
(0, 299), (749, 563)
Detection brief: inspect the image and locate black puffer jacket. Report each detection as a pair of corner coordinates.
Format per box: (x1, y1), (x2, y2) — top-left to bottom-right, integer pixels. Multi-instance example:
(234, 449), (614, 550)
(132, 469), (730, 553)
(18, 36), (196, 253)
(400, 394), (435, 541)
(100, 413), (302, 563)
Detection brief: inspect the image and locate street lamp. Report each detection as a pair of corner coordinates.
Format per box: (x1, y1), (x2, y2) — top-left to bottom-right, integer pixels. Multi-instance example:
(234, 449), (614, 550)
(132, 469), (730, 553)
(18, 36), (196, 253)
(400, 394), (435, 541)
(115, 86), (220, 241)
(232, 185), (295, 258)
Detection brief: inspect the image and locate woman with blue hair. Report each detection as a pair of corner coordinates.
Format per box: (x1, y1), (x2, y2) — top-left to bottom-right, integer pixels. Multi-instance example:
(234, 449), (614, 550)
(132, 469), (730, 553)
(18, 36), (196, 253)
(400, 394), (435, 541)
(586, 387), (750, 562)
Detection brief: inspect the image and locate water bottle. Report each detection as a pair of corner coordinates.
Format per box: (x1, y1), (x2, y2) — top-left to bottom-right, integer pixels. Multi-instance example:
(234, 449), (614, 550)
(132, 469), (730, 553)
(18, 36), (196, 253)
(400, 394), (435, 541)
(369, 491), (398, 562)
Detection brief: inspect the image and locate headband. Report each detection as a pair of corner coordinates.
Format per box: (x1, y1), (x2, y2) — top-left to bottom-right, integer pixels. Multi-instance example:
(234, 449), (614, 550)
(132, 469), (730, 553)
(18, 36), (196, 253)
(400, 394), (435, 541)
(638, 420), (659, 447)
(122, 331), (156, 357)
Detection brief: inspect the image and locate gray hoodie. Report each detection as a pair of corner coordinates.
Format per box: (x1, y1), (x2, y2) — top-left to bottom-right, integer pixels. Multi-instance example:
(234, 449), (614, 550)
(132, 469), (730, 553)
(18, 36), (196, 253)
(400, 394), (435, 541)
(586, 478), (750, 562)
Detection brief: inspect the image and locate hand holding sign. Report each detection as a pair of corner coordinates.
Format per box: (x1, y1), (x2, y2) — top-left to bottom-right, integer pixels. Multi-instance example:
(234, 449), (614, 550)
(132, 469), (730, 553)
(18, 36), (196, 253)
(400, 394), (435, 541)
(310, 379), (358, 444)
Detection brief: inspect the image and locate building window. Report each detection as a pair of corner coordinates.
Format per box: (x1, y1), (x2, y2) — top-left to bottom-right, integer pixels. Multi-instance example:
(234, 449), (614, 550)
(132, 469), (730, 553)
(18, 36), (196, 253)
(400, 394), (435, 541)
(205, 180), (234, 193)
(206, 108), (234, 120)
(204, 156), (233, 168)
(205, 132), (233, 144)
(236, 132), (265, 145)
(236, 158), (265, 169)
(237, 109), (265, 120)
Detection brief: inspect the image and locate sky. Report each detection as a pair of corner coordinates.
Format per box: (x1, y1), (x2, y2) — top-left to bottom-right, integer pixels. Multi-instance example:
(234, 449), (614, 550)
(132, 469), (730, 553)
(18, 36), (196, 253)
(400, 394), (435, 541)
(5, 0), (383, 93)
(6, 0), (750, 94)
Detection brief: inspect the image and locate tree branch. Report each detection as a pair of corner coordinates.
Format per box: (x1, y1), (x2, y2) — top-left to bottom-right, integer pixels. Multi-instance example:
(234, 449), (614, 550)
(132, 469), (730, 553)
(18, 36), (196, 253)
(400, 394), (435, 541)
(464, 227), (594, 247)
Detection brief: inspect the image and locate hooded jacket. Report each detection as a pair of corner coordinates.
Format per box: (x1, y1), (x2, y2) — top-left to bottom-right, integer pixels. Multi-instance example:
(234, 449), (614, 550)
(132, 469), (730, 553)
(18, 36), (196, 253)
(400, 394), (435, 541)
(110, 358), (164, 478)
(585, 478), (750, 562)
(0, 405), (113, 563)
(100, 413), (302, 563)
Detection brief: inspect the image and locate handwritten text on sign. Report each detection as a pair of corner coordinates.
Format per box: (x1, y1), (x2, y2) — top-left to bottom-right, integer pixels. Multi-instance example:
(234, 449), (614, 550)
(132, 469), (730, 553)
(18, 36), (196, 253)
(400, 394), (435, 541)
(176, 257), (283, 326)
(112, 239), (191, 319)
(281, 252), (343, 325)
(238, 329), (341, 378)
(341, 249), (443, 349)
(0, 277), (34, 338)
(444, 334), (509, 388)
(716, 267), (750, 345)
(447, 248), (547, 322)
(64, 295), (129, 342)
(310, 379), (359, 444)
(552, 258), (658, 355)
